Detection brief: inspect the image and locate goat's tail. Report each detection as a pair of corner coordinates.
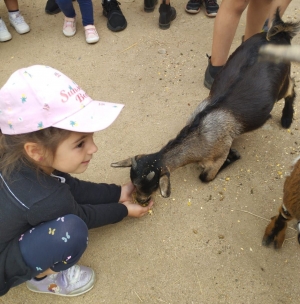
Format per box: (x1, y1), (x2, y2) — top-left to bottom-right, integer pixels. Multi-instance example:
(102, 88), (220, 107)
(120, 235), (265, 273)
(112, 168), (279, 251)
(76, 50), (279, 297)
(267, 8), (300, 41)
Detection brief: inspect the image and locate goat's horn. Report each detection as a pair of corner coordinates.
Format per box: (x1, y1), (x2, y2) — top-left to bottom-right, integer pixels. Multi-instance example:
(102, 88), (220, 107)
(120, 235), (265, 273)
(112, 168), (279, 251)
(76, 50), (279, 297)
(111, 158), (132, 168)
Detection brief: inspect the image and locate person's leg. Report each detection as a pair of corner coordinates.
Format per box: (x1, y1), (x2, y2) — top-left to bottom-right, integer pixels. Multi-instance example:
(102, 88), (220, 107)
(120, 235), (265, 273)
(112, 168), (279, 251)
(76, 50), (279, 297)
(45, 0), (61, 15)
(265, 0), (292, 29)
(19, 215), (95, 296)
(77, 0), (99, 43)
(204, 0), (249, 89)
(19, 214), (88, 276)
(56, 0), (77, 37)
(4, 0), (30, 34)
(244, 0), (273, 40)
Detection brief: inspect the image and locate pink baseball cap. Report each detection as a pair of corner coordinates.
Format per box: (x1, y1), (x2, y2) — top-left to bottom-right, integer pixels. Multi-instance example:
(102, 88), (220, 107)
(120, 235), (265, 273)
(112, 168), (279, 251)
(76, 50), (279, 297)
(0, 65), (124, 135)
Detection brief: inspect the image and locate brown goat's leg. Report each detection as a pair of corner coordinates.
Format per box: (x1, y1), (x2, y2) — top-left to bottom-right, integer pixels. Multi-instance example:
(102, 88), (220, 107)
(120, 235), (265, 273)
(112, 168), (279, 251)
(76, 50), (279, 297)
(281, 78), (295, 128)
(262, 212), (289, 249)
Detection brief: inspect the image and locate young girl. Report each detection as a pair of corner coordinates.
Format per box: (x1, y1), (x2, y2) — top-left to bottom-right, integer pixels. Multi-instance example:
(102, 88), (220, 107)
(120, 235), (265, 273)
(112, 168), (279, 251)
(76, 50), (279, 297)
(55, 0), (99, 44)
(0, 65), (153, 297)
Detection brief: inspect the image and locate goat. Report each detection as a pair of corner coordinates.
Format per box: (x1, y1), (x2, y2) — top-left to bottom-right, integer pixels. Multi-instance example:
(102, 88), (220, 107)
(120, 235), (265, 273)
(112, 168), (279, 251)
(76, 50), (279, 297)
(111, 10), (300, 205)
(262, 156), (300, 249)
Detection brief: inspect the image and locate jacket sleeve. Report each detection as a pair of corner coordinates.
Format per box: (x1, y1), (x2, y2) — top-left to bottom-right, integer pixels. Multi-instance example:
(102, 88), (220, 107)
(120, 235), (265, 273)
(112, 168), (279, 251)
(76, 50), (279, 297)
(56, 172), (122, 205)
(27, 184), (128, 229)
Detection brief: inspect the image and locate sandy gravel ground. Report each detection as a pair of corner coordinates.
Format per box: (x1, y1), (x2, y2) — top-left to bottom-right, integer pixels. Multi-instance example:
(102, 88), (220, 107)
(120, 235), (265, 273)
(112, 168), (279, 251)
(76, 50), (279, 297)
(1, 0), (300, 303)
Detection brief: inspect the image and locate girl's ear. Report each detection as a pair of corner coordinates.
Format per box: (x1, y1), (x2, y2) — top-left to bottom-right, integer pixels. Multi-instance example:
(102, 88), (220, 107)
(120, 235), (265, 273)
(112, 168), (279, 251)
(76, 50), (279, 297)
(24, 142), (44, 162)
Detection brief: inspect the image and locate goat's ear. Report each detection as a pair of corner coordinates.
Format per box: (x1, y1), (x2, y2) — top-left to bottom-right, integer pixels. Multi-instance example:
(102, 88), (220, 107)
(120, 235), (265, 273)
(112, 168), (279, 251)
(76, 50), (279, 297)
(159, 167), (171, 198)
(111, 158), (133, 168)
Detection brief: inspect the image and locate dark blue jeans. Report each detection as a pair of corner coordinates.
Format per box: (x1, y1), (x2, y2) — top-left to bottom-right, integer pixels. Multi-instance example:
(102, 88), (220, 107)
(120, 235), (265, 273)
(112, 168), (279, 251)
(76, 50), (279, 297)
(55, 0), (94, 26)
(19, 214), (88, 277)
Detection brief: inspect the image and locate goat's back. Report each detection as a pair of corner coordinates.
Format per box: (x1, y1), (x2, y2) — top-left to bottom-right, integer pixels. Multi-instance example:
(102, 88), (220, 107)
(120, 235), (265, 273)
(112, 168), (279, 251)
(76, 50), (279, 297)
(210, 32), (291, 133)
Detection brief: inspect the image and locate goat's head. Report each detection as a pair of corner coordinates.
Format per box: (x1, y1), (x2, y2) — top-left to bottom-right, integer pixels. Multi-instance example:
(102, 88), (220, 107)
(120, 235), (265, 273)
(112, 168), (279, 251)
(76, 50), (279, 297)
(111, 153), (171, 205)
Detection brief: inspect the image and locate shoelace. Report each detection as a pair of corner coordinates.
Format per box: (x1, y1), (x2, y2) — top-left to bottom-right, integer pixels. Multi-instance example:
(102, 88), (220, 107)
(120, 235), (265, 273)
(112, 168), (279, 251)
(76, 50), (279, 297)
(86, 27), (97, 37)
(205, 0), (217, 5)
(61, 265), (81, 284)
(11, 14), (26, 25)
(105, 0), (121, 12)
(64, 21), (74, 29)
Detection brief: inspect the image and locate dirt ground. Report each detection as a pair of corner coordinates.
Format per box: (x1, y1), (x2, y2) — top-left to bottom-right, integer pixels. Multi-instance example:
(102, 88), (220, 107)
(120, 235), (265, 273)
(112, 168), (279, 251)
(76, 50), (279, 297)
(1, 0), (300, 303)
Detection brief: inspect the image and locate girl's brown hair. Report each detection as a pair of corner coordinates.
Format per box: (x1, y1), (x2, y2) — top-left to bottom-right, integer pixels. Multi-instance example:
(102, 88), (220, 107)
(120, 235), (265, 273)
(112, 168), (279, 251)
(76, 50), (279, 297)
(0, 127), (71, 178)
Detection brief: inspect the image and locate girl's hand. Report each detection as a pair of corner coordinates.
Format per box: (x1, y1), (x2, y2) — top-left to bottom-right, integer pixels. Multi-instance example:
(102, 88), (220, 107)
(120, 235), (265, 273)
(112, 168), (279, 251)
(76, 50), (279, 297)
(122, 200), (154, 218)
(119, 182), (135, 203)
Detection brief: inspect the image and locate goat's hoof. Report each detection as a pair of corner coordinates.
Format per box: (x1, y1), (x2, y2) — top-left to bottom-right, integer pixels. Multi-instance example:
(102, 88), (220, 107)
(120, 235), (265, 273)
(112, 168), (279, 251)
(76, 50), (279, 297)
(281, 117), (292, 129)
(262, 236), (273, 247)
(228, 149), (240, 162)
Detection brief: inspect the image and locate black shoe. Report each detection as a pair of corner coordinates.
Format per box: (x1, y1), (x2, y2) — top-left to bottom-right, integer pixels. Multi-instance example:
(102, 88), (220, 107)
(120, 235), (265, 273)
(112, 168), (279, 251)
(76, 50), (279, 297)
(159, 0), (176, 30)
(102, 0), (127, 32)
(185, 0), (202, 14)
(45, 0), (61, 15)
(144, 0), (158, 12)
(204, 55), (223, 90)
(203, 0), (219, 17)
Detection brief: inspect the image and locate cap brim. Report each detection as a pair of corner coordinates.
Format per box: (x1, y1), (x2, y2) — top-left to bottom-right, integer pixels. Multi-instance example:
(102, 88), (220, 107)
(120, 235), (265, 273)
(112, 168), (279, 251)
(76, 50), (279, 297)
(52, 100), (124, 133)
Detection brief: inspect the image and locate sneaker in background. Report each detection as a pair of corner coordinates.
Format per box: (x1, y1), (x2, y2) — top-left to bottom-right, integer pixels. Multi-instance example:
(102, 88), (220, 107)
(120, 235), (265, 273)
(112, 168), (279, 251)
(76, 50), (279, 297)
(185, 0), (202, 14)
(144, 0), (158, 12)
(45, 0), (61, 15)
(63, 17), (76, 37)
(0, 18), (12, 41)
(26, 265), (95, 297)
(9, 12), (30, 34)
(84, 25), (99, 44)
(203, 0), (219, 17)
(102, 0), (127, 32)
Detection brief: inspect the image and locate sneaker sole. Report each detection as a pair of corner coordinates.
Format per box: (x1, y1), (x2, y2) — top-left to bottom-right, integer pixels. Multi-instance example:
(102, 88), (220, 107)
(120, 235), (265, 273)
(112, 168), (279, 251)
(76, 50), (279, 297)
(185, 8), (201, 14)
(26, 271), (95, 297)
(0, 34), (12, 42)
(205, 11), (217, 17)
(107, 21), (127, 32)
(10, 23), (30, 35)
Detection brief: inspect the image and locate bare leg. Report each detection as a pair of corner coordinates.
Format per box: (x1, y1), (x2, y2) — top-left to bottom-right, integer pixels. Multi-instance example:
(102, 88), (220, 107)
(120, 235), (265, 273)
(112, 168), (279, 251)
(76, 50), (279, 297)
(210, 0), (249, 66)
(244, 0), (273, 40)
(267, 0), (292, 27)
(4, 0), (19, 11)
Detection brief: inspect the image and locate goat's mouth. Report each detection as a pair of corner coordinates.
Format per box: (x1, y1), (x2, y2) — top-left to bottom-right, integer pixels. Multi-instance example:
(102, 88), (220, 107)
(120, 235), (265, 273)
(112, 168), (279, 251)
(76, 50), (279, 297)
(132, 192), (151, 207)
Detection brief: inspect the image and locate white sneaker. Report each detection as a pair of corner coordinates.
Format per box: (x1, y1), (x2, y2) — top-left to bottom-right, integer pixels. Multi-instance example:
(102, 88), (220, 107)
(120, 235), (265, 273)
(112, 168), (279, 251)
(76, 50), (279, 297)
(9, 12), (30, 34)
(84, 25), (99, 44)
(26, 265), (95, 297)
(63, 17), (76, 37)
(0, 18), (12, 41)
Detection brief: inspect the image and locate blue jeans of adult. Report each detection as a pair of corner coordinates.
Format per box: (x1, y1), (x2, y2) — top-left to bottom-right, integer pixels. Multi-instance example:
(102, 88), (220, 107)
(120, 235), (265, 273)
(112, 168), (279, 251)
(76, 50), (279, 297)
(55, 0), (94, 26)
(19, 214), (88, 277)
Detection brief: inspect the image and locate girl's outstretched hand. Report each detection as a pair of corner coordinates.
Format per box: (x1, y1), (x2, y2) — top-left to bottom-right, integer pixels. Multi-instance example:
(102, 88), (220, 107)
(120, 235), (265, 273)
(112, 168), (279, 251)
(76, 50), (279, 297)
(122, 200), (154, 218)
(119, 182), (135, 203)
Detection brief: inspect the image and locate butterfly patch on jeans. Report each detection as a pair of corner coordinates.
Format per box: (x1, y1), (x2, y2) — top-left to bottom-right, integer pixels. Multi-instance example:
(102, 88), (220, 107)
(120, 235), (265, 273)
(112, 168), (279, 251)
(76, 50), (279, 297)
(49, 228), (56, 235)
(62, 232), (70, 242)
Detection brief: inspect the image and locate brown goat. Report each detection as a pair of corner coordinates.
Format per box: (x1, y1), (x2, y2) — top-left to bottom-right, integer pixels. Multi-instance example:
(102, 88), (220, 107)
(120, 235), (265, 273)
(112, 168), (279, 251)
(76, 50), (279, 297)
(111, 11), (300, 205)
(262, 157), (300, 249)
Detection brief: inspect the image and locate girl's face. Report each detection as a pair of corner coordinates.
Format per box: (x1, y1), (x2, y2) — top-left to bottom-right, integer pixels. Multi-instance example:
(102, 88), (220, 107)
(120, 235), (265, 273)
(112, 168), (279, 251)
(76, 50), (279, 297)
(41, 132), (98, 175)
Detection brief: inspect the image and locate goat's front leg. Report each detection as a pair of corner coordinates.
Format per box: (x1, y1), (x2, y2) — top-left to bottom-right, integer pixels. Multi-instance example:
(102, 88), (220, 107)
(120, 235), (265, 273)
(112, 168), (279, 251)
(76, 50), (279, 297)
(199, 153), (229, 183)
(219, 148), (240, 171)
(281, 78), (295, 128)
(262, 208), (290, 249)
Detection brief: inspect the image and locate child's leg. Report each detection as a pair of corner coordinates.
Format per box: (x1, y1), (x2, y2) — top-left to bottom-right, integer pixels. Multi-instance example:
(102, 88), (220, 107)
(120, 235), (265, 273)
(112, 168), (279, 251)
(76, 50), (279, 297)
(19, 214), (88, 277)
(77, 0), (94, 26)
(244, 0), (273, 41)
(4, 0), (30, 35)
(55, 0), (76, 18)
(210, 0), (249, 67)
